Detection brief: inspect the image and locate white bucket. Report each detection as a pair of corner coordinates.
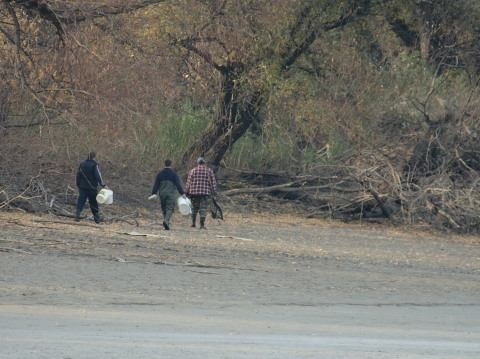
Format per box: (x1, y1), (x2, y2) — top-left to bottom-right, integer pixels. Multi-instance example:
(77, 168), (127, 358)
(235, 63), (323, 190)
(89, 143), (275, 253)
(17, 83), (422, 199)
(177, 196), (192, 216)
(96, 188), (113, 205)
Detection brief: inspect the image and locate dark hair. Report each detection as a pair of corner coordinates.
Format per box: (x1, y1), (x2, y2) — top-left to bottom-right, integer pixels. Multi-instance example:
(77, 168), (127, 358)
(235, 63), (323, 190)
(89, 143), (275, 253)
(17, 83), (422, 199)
(164, 159), (172, 167)
(87, 151), (96, 160)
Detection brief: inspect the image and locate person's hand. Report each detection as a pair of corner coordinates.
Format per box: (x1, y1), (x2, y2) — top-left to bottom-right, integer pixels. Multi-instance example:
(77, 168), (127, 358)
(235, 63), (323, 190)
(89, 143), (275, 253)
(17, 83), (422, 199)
(148, 194), (158, 201)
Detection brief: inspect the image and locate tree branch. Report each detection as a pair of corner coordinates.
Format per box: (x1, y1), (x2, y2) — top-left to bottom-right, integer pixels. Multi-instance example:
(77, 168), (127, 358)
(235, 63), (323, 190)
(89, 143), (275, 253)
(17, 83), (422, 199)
(282, 0), (364, 71)
(6, 0), (166, 36)
(175, 37), (227, 73)
(7, 0), (65, 36)
(0, 23), (34, 63)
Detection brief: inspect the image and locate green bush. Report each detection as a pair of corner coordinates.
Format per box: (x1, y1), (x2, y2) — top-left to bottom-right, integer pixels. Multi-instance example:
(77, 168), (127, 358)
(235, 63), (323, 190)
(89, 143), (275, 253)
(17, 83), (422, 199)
(133, 101), (210, 165)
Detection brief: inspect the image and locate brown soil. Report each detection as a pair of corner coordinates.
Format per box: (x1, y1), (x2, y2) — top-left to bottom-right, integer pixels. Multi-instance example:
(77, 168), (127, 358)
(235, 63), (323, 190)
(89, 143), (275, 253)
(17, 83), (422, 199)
(1, 210), (479, 358)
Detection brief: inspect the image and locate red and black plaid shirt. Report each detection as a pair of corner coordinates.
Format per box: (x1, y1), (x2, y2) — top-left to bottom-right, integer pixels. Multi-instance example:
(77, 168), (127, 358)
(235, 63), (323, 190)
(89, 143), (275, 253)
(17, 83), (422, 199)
(185, 165), (217, 196)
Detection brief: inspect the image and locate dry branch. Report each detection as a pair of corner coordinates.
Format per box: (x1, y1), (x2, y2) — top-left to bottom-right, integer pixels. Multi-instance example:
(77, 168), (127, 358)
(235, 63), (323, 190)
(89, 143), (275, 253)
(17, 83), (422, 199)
(216, 235), (253, 241)
(221, 180), (360, 196)
(0, 247), (32, 254)
(0, 176), (40, 210)
(32, 219), (104, 229)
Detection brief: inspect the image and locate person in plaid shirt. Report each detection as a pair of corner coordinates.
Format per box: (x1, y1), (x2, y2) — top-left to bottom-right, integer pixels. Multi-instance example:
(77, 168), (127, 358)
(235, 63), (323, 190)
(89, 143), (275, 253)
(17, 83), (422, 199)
(185, 157), (217, 229)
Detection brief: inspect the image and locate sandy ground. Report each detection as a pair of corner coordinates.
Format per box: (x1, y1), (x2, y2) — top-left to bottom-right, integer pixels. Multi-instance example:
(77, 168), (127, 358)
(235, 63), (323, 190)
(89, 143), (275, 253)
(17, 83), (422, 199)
(0, 211), (479, 358)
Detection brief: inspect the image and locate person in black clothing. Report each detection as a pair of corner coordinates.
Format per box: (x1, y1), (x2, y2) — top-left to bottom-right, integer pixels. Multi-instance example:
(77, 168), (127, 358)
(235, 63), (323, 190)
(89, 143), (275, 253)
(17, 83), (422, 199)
(75, 151), (106, 223)
(150, 159), (185, 230)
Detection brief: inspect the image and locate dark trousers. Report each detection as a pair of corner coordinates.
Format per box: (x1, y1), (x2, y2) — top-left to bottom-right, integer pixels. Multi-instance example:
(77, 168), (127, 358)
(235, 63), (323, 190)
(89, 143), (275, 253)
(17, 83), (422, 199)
(190, 195), (209, 219)
(76, 188), (99, 220)
(160, 193), (176, 225)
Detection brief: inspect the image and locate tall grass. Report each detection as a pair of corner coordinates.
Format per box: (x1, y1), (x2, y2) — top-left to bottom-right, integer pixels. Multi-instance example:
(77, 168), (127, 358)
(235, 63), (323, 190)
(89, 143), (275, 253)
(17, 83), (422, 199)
(225, 124), (350, 174)
(133, 101), (210, 167)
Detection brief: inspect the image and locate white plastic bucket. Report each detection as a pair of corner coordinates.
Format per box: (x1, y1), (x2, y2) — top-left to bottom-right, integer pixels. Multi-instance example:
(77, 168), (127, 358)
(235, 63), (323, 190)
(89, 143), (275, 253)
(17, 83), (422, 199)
(177, 196), (192, 216)
(96, 188), (113, 205)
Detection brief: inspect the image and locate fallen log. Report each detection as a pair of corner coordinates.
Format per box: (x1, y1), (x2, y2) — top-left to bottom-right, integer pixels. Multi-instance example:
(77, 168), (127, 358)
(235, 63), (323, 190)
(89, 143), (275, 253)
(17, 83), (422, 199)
(221, 182), (362, 196)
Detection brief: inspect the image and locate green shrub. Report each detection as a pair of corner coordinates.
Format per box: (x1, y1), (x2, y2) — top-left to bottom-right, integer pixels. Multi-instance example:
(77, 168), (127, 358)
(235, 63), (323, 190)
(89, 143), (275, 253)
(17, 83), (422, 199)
(133, 101), (210, 165)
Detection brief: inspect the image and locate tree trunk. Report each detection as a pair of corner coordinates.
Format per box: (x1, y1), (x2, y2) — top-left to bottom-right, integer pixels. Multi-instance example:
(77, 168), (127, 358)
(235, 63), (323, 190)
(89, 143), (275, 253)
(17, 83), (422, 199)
(206, 96), (261, 169)
(180, 1), (365, 170)
(417, 1), (434, 62)
(419, 25), (431, 61)
(181, 65), (260, 170)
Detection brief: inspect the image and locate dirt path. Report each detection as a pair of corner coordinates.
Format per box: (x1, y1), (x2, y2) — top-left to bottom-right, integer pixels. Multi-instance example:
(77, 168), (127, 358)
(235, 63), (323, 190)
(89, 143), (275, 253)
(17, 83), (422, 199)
(1, 212), (479, 358)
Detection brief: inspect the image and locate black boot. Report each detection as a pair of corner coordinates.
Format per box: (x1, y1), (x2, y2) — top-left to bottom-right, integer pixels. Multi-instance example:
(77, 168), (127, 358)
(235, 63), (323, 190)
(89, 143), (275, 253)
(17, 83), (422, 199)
(93, 211), (103, 224)
(200, 217), (206, 229)
(191, 213), (197, 228)
(75, 210), (81, 222)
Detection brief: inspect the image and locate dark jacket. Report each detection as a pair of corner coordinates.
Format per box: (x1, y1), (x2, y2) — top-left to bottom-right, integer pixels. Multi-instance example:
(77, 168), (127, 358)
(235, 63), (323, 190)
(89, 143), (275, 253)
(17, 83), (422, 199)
(152, 167), (185, 196)
(76, 159), (105, 191)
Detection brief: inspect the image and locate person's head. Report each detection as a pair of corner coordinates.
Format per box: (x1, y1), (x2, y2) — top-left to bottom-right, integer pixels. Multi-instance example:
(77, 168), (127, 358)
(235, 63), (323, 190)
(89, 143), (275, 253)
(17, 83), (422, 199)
(87, 151), (96, 160)
(197, 157), (205, 165)
(164, 159), (172, 167)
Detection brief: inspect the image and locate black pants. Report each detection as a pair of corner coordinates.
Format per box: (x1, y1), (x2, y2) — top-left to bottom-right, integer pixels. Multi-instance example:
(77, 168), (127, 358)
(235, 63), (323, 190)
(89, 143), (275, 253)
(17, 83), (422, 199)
(160, 192), (176, 226)
(76, 188), (99, 220)
(190, 195), (209, 219)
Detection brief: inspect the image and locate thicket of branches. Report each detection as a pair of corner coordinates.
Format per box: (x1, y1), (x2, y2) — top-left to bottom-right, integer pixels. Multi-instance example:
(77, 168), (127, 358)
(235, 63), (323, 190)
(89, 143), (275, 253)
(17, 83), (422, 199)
(1, 0), (480, 232)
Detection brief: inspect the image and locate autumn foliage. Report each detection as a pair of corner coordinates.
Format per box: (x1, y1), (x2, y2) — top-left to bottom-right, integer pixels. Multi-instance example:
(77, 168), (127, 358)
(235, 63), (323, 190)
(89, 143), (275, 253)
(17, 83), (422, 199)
(1, 0), (480, 232)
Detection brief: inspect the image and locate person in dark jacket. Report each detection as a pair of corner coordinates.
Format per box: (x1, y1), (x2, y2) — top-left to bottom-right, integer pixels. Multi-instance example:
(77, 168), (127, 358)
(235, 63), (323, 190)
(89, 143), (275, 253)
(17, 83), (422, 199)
(75, 151), (106, 223)
(150, 159), (185, 230)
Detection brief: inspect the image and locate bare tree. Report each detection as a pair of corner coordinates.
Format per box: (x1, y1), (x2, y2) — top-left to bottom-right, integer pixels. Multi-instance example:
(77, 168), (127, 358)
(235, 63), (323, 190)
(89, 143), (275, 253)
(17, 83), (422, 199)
(176, 0), (369, 169)
(0, 0), (167, 128)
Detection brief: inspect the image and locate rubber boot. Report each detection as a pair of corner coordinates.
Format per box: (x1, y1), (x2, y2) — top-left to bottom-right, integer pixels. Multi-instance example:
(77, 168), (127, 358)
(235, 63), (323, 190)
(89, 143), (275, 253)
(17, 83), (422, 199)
(191, 213), (197, 228)
(93, 209), (103, 224)
(200, 217), (206, 230)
